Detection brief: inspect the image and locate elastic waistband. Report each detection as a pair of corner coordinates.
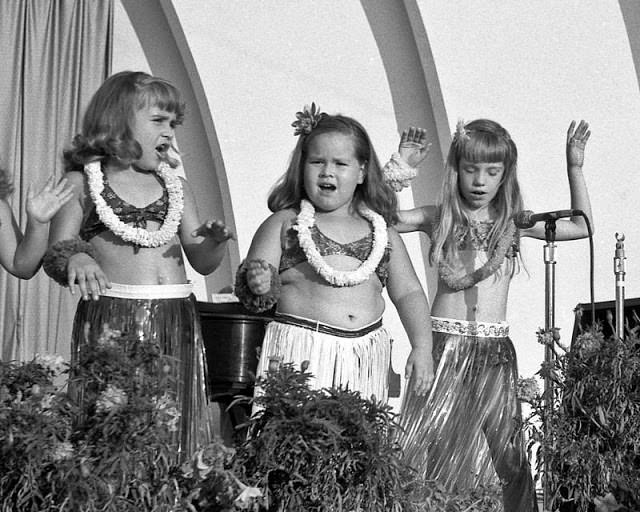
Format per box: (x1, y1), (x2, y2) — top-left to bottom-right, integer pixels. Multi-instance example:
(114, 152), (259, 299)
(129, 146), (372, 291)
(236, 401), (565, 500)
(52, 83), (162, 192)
(273, 312), (383, 338)
(101, 282), (193, 299)
(431, 316), (509, 338)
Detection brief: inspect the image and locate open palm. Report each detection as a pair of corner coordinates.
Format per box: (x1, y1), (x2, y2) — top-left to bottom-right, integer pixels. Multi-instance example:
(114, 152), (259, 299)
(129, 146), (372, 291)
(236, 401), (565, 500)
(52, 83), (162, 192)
(26, 176), (74, 224)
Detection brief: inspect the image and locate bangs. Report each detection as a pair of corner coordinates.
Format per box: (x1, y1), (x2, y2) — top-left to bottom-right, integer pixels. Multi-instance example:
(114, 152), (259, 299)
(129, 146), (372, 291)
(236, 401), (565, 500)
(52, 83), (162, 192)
(461, 131), (509, 164)
(137, 80), (185, 122)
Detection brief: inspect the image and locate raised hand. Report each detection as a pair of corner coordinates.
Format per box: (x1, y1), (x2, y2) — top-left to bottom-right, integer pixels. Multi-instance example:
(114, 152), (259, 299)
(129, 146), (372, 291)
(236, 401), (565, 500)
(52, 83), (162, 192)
(26, 176), (74, 224)
(566, 120), (590, 168)
(398, 126), (431, 168)
(191, 219), (236, 243)
(245, 259), (272, 295)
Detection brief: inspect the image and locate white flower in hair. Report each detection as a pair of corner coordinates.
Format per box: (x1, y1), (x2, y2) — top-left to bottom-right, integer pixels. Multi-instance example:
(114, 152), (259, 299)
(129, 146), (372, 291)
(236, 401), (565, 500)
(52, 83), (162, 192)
(454, 118), (469, 142)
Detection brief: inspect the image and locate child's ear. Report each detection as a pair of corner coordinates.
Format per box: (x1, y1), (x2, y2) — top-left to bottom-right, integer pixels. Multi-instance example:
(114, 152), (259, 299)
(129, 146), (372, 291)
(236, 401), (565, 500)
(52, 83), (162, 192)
(357, 163), (366, 184)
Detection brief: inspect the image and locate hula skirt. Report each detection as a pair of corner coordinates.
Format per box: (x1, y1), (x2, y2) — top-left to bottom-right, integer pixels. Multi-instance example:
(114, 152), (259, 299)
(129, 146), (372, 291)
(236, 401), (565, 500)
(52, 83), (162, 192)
(70, 283), (214, 461)
(399, 316), (537, 512)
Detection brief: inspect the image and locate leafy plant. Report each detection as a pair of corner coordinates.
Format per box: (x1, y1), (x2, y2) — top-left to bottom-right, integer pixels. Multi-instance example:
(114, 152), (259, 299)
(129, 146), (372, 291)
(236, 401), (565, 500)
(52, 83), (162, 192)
(0, 324), (257, 512)
(234, 362), (502, 512)
(523, 327), (640, 511)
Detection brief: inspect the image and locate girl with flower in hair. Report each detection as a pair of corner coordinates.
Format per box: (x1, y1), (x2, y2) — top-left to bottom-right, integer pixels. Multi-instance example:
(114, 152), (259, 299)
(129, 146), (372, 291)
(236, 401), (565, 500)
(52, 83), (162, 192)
(0, 166), (73, 278)
(393, 119), (593, 511)
(45, 71), (234, 459)
(235, 104), (434, 401)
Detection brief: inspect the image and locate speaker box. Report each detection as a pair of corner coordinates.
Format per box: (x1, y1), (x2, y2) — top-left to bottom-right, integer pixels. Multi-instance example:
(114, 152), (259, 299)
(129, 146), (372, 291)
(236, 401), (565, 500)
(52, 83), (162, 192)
(572, 297), (640, 344)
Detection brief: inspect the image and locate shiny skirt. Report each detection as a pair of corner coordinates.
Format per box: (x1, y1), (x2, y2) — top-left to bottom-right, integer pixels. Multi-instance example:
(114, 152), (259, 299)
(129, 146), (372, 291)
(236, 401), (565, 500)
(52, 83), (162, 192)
(70, 283), (214, 462)
(399, 317), (537, 512)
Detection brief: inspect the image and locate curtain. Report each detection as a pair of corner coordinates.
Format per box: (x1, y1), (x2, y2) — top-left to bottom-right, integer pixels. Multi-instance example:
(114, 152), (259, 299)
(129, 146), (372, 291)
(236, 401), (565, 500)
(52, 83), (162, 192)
(0, 0), (113, 361)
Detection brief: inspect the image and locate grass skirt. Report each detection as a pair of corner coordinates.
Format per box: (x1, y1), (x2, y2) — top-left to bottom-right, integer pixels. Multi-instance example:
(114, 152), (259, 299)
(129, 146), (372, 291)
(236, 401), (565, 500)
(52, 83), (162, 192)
(70, 288), (214, 461)
(255, 312), (391, 402)
(399, 317), (537, 512)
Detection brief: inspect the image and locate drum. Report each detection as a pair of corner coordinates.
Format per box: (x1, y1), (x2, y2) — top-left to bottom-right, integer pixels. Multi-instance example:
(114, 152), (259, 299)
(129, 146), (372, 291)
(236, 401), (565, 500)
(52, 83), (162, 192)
(197, 301), (272, 400)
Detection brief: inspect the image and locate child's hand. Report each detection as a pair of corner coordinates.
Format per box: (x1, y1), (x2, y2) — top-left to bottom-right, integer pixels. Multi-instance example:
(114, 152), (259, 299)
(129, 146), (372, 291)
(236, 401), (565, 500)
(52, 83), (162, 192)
(566, 120), (590, 168)
(26, 176), (74, 224)
(246, 259), (272, 295)
(399, 127), (431, 168)
(405, 346), (434, 396)
(67, 252), (111, 301)
(191, 220), (236, 243)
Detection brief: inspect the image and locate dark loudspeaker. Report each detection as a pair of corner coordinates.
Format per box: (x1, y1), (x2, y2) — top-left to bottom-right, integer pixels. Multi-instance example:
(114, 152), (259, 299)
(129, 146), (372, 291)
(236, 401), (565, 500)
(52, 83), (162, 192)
(572, 297), (640, 344)
(197, 301), (272, 400)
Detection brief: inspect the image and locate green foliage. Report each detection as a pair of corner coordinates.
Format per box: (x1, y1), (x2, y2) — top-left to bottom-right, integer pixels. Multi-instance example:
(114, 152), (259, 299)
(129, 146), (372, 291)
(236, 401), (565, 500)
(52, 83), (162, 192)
(0, 327), (252, 512)
(234, 363), (502, 512)
(525, 327), (640, 511)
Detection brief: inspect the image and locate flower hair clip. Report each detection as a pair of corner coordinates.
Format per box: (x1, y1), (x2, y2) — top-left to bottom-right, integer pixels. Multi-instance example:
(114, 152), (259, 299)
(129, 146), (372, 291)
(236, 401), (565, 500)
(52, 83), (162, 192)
(292, 102), (324, 136)
(453, 118), (470, 143)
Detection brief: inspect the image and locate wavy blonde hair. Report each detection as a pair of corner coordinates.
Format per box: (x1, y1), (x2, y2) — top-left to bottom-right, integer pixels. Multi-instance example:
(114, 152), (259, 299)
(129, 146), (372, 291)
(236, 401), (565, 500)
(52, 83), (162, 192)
(430, 119), (523, 272)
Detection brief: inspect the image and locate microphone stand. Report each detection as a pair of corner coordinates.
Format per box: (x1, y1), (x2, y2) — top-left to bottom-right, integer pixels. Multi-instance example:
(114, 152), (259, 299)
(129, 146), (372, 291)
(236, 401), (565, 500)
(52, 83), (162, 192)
(614, 233), (626, 340)
(543, 219), (557, 512)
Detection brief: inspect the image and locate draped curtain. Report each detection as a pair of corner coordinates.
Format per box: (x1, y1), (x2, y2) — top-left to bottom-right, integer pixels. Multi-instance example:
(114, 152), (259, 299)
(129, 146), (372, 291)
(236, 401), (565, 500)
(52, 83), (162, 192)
(0, 0), (113, 361)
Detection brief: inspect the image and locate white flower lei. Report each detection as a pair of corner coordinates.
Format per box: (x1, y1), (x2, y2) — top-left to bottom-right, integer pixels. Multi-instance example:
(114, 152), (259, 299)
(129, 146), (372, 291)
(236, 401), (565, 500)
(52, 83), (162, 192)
(85, 161), (184, 248)
(293, 199), (388, 287)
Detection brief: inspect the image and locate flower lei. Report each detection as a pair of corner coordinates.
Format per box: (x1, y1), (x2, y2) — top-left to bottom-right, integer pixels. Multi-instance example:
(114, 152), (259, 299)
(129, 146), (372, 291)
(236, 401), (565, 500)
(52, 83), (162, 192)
(438, 220), (517, 290)
(291, 102), (324, 136)
(293, 199), (388, 287)
(85, 161), (184, 248)
(383, 152), (417, 192)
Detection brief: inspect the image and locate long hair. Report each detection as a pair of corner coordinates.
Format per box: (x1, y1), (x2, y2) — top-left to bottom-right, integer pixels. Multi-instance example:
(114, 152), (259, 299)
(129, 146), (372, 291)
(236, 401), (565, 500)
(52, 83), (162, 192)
(431, 118), (523, 269)
(268, 113), (398, 224)
(63, 71), (185, 172)
(0, 167), (14, 200)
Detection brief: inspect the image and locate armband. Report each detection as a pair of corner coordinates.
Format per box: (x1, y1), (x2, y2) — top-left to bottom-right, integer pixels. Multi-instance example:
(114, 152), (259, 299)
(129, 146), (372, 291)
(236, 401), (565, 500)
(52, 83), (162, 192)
(234, 259), (280, 313)
(382, 152), (417, 192)
(43, 238), (97, 286)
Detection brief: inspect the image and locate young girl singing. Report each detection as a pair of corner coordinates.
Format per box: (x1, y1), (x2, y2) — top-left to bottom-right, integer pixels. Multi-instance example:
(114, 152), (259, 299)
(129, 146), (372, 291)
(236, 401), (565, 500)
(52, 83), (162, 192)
(44, 71), (234, 460)
(0, 168), (73, 278)
(396, 119), (592, 512)
(234, 104), (434, 401)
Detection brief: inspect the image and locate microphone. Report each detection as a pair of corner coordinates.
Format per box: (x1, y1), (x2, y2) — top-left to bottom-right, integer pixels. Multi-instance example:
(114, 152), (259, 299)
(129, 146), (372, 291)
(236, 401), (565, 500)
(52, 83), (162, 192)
(514, 209), (583, 229)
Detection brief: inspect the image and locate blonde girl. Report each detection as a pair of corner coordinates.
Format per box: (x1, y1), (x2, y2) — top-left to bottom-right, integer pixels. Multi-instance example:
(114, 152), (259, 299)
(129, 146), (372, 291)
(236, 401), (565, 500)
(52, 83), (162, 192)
(396, 119), (592, 512)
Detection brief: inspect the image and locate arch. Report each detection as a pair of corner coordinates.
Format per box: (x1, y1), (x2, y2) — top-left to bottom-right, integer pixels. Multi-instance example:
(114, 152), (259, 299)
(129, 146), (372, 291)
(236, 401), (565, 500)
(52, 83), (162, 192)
(120, 0), (239, 295)
(360, 0), (450, 296)
(619, 0), (640, 92)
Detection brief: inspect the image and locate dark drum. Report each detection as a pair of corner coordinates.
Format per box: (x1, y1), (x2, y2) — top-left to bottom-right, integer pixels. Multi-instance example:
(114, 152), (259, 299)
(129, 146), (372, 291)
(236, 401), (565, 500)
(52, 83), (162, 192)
(197, 301), (272, 400)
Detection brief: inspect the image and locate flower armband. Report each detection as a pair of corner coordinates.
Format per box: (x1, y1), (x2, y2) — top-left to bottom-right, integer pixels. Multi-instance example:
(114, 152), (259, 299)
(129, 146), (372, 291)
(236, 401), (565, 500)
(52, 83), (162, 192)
(43, 238), (97, 286)
(382, 152), (417, 192)
(234, 259), (281, 313)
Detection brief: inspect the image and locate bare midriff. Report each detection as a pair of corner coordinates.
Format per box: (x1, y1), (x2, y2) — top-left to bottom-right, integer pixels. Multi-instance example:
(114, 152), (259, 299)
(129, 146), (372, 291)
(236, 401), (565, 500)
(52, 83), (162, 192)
(90, 230), (188, 285)
(276, 255), (385, 329)
(431, 249), (512, 323)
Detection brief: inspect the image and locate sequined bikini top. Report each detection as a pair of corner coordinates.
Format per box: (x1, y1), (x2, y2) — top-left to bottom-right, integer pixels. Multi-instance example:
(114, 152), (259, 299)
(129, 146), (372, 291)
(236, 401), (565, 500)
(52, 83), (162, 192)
(279, 225), (391, 287)
(453, 219), (519, 256)
(80, 174), (169, 242)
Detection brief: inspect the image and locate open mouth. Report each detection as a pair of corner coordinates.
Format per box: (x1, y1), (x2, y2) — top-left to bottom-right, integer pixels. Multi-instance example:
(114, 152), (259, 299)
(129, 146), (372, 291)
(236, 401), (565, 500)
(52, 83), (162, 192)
(155, 142), (170, 161)
(318, 183), (336, 191)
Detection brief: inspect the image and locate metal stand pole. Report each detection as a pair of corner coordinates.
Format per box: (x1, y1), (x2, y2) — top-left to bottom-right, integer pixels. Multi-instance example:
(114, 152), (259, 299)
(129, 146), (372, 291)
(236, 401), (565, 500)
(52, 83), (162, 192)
(543, 219), (557, 512)
(614, 233), (626, 340)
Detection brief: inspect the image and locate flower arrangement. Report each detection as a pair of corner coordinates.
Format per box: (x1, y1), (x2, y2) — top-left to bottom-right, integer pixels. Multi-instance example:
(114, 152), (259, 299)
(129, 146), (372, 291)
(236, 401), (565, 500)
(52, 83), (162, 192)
(291, 102), (324, 136)
(2, 326), (504, 511)
(233, 361), (502, 511)
(0, 326), (257, 512)
(521, 326), (640, 511)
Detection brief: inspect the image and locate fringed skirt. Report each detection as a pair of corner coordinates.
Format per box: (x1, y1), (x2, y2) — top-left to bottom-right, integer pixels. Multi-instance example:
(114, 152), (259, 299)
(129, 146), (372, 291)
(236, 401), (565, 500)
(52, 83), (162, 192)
(70, 283), (214, 461)
(255, 312), (391, 402)
(399, 316), (537, 512)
